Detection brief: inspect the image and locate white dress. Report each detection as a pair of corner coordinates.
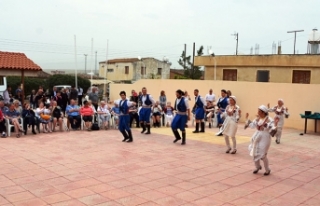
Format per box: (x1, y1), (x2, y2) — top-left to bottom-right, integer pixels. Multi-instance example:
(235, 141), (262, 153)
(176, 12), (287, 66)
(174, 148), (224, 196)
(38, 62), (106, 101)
(268, 106), (289, 129)
(222, 105), (240, 137)
(248, 116), (275, 161)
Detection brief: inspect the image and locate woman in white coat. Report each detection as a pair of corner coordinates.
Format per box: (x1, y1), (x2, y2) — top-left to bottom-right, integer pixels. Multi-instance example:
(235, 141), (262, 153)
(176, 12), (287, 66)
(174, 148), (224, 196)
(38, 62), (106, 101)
(267, 99), (289, 144)
(245, 105), (278, 176)
(222, 96), (240, 154)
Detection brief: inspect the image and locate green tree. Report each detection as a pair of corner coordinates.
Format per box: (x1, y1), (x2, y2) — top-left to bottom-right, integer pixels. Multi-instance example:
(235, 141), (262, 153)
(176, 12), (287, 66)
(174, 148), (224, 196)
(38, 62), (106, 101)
(178, 45), (204, 79)
(7, 76), (47, 95)
(46, 74), (91, 92)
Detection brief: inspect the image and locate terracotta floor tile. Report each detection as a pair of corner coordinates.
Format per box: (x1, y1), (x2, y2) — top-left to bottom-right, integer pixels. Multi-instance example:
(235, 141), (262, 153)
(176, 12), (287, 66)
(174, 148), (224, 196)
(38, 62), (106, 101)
(100, 188), (132, 200)
(5, 191), (35, 203)
(65, 187), (95, 198)
(0, 196), (9, 205)
(174, 190), (204, 202)
(51, 199), (87, 206)
(29, 186), (61, 197)
(154, 196), (187, 206)
(136, 190), (168, 201)
(13, 198), (47, 206)
(41, 193), (72, 204)
(115, 195), (148, 206)
(193, 196), (224, 206)
(87, 183), (116, 193)
(0, 185), (25, 195)
(156, 185), (185, 195)
(78, 194), (110, 205)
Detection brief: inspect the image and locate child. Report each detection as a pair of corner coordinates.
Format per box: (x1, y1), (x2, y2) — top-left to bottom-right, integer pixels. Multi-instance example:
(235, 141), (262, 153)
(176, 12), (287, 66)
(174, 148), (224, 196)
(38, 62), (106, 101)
(164, 102), (174, 127)
(111, 102), (120, 127)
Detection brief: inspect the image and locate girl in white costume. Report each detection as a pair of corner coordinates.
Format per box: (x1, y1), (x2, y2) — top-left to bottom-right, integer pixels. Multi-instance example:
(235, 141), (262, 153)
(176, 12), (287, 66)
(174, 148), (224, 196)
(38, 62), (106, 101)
(267, 99), (289, 144)
(245, 105), (278, 176)
(222, 96), (240, 154)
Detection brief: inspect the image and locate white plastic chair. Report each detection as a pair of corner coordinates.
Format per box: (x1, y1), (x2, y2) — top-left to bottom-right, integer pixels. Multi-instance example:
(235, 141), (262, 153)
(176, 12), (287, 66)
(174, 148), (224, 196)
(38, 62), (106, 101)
(6, 117), (24, 137)
(81, 115), (94, 130)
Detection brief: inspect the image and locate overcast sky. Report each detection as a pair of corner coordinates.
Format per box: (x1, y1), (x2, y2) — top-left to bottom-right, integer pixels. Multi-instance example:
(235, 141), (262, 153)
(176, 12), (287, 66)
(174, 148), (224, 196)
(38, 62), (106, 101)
(0, 0), (318, 71)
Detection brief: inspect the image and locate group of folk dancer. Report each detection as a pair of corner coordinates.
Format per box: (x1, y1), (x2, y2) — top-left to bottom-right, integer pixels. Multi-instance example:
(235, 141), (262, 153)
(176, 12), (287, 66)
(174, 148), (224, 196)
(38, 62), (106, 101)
(116, 87), (289, 176)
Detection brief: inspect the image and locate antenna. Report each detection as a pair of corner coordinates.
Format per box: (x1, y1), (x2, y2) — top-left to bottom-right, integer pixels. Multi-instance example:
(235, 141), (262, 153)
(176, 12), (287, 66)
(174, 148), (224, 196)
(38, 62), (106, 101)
(231, 32), (239, 55)
(287, 29), (304, 54)
(272, 41), (276, 54)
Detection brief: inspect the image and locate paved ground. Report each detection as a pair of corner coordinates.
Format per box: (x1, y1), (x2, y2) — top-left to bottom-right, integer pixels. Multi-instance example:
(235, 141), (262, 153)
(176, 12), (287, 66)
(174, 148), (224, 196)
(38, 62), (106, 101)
(1, 123), (320, 206)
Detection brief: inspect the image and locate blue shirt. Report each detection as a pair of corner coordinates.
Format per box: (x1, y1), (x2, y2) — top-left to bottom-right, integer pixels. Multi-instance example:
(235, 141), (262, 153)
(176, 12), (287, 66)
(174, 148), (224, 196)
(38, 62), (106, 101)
(66, 105), (80, 116)
(112, 107), (120, 115)
(0, 106), (9, 114)
(6, 109), (20, 118)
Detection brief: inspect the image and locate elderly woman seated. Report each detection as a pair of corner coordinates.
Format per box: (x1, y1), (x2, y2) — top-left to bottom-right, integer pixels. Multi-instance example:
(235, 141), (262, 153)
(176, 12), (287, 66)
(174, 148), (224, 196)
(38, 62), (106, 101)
(35, 102), (52, 133)
(97, 101), (111, 129)
(80, 100), (94, 131)
(52, 101), (64, 132)
(22, 103), (37, 135)
(5, 103), (24, 137)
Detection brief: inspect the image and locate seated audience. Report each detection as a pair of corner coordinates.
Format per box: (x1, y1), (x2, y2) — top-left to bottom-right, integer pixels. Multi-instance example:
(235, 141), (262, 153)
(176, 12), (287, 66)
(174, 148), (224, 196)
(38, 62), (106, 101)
(35, 102), (52, 133)
(151, 101), (162, 127)
(66, 99), (81, 130)
(111, 102), (120, 127)
(97, 101), (111, 129)
(52, 101), (63, 132)
(129, 104), (139, 128)
(22, 103), (37, 135)
(164, 102), (174, 127)
(0, 109), (6, 137)
(5, 103), (24, 138)
(80, 100), (94, 131)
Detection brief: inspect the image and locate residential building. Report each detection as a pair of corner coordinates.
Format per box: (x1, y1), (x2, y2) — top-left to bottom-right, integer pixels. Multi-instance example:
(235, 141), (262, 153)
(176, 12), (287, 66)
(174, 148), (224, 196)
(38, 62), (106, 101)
(170, 69), (184, 79)
(194, 54), (320, 84)
(98, 58), (171, 83)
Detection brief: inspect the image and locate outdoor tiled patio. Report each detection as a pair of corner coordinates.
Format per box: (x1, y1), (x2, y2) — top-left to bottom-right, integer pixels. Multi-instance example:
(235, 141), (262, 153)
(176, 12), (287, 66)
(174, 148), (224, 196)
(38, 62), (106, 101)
(1, 124), (320, 206)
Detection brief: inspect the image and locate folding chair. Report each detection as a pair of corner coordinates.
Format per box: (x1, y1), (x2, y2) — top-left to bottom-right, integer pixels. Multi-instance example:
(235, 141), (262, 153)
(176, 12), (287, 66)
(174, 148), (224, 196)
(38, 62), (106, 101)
(6, 117), (24, 137)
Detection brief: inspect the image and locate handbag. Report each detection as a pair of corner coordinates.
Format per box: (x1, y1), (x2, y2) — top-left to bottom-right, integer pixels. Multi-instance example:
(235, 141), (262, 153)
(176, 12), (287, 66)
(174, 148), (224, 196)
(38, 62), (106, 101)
(40, 113), (51, 120)
(91, 123), (100, 130)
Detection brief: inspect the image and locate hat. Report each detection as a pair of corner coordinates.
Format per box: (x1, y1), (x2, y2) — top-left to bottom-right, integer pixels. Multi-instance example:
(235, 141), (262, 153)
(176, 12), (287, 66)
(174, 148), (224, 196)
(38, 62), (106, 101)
(258, 105), (268, 113)
(229, 96), (236, 103)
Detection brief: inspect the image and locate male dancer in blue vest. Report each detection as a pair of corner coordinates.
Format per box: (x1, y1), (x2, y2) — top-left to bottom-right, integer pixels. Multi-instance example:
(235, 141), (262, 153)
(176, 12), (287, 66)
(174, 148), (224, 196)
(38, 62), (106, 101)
(118, 91), (136, 142)
(139, 87), (155, 134)
(193, 89), (206, 133)
(215, 89), (229, 136)
(172, 90), (190, 145)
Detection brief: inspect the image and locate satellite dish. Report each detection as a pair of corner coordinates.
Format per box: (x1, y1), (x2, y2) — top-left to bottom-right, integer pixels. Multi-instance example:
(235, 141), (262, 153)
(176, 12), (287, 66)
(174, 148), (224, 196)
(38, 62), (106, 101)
(208, 49), (215, 56)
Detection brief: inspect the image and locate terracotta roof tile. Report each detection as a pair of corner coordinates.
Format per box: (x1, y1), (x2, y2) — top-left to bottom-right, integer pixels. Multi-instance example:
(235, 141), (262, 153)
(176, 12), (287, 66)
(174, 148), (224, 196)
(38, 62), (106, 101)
(0, 51), (42, 71)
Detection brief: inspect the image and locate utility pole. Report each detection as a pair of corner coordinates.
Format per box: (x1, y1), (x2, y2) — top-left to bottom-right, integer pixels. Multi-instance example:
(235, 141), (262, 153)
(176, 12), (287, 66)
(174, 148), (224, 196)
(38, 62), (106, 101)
(184, 44), (186, 69)
(94, 51), (97, 75)
(192, 42), (195, 79)
(287, 29), (304, 54)
(231, 32), (239, 55)
(84, 54), (88, 73)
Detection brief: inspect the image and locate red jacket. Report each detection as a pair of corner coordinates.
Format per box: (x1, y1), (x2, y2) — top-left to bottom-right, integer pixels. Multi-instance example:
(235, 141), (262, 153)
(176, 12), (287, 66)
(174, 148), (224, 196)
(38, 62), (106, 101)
(0, 110), (3, 121)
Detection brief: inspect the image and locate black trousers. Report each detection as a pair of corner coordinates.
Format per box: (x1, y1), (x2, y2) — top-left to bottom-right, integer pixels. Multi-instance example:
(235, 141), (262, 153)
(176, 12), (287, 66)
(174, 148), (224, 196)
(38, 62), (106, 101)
(0, 121), (6, 133)
(129, 112), (139, 128)
(78, 95), (83, 106)
(68, 115), (81, 129)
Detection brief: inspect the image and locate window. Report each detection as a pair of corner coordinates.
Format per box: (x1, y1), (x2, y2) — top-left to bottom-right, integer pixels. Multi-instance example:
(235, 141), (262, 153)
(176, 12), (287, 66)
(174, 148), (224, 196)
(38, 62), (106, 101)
(0, 77), (4, 85)
(223, 69), (237, 81)
(125, 66), (129, 74)
(256, 70), (269, 82)
(292, 70), (311, 84)
(141, 67), (145, 75)
(157, 68), (162, 75)
(107, 69), (114, 72)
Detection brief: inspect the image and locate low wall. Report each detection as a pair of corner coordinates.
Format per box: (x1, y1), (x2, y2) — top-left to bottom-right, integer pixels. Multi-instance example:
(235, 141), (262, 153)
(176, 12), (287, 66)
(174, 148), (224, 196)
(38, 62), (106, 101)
(110, 80), (320, 133)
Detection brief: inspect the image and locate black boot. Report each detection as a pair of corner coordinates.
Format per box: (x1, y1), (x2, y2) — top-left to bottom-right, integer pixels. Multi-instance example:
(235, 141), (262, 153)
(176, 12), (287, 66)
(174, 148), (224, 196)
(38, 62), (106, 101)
(200, 122), (205, 133)
(32, 125), (36, 134)
(140, 122), (146, 133)
(173, 130), (181, 143)
(121, 131), (129, 142)
(145, 124), (151, 134)
(193, 123), (199, 133)
(127, 130), (133, 142)
(181, 132), (186, 145)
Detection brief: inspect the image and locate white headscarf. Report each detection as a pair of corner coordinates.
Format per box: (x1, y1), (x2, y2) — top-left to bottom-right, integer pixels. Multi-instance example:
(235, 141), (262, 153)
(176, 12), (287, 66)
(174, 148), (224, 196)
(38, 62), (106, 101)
(258, 105), (268, 113)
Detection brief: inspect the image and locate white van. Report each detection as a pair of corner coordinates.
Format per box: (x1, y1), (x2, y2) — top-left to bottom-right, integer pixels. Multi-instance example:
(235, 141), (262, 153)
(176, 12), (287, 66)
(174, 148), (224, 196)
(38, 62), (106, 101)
(0, 76), (7, 100)
(54, 85), (71, 91)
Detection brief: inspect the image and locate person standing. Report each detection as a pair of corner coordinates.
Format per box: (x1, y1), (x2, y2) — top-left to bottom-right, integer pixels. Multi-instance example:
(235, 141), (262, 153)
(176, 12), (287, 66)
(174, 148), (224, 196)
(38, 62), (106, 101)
(61, 89), (69, 115)
(159, 90), (167, 126)
(222, 96), (240, 154)
(205, 89), (216, 103)
(69, 86), (78, 101)
(172, 90), (190, 145)
(245, 105), (278, 176)
(193, 89), (206, 133)
(88, 87), (99, 111)
(215, 89), (229, 136)
(3, 86), (11, 105)
(139, 87), (155, 134)
(267, 99), (289, 144)
(78, 87), (83, 106)
(118, 91), (136, 142)
(50, 86), (57, 100)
